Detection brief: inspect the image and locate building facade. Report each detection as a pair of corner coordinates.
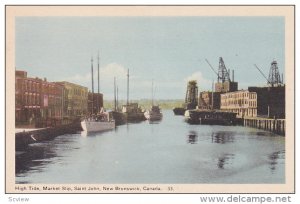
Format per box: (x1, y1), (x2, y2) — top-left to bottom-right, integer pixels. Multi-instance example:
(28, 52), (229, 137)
(15, 70), (64, 127)
(248, 86), (285, 118)
(88, 92), (103, 114)
(220, 90), (257, 118)
(215, 81), (238, 93)
(56, 81), (88, 118)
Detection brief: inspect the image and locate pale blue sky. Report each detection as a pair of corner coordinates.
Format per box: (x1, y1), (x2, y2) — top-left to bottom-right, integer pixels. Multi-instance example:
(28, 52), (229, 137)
(16, 17), (285, 100)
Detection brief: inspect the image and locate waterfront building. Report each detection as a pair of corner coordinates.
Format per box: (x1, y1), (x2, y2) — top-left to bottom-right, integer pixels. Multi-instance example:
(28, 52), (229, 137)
(248, 86), (285, 118)
(88, 92), (103, 114)
(220, 90), (257, 118)
(56, 81), (88, 118)
(15, 70), (64, 127)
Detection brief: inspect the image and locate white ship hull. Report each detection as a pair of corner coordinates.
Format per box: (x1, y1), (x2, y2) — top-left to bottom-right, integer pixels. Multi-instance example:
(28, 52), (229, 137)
(81, 120), (115, 133)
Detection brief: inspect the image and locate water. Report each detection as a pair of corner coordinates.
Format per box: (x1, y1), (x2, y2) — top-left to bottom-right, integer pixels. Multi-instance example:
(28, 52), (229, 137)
(16, 110), (285, 184)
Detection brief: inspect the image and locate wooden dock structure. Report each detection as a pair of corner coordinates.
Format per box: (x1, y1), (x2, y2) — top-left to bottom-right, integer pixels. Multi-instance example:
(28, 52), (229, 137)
(243, 117), (285, 136)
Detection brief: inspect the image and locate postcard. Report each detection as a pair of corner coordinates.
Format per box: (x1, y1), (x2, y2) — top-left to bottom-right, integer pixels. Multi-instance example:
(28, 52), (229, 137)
(6, 5), (295, 194)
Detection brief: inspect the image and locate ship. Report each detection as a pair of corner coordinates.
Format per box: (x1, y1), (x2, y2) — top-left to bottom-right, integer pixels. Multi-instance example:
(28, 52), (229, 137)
(81, 55), (115, 133)
(144, 80), (163, 121)
(184, 109), (238, 125)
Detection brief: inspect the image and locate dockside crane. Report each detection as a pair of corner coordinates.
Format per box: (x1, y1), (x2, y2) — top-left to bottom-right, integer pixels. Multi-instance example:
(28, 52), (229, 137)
(254, 64), (271, 84)
(205, 58), (231, 83)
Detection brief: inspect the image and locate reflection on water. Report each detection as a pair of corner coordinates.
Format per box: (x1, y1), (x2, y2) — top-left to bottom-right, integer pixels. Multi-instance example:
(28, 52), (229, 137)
(16, 144), (57, 175)
(268, 150), (285, 173)
(211, 131), (235, 144)
(15, 110), (285, 184)
(187, 131), (198, 144)
(217, 153), (235, 169)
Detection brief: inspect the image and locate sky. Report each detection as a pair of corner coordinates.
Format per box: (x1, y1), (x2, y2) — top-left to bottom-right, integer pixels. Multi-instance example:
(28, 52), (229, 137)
(15, 16), (285, 100)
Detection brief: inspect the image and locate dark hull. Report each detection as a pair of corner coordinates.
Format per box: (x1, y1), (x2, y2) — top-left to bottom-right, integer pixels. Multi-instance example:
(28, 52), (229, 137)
(173, 107), (186, 115)
(124, 112), (146, 123)
(111, 111), (127, 126)
(185, 109), (238, 126)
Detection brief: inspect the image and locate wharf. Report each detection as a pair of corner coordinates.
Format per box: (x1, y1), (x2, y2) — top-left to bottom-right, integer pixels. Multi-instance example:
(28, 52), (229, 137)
(15, 122), (82, 150)
(244, 117), (285, 136)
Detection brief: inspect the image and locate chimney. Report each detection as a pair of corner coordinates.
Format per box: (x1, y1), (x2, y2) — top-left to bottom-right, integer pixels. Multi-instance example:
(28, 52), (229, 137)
(232, 70), (234, 82)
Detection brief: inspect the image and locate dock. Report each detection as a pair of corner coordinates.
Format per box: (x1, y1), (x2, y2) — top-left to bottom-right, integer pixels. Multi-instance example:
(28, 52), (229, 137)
(244, 117), (285, 136)
(15, 122), (82, 150)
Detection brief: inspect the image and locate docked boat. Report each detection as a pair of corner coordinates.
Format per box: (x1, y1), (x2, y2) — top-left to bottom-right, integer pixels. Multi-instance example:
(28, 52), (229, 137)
(173, 107), (186, 115)
(81, 112), (115, 132)
(81, 55), (115, 133)
(184, 109), (238, 125)
(144, 80), (163, 121)
(144, 105), (163, 121)
(122, 103), (146, 122)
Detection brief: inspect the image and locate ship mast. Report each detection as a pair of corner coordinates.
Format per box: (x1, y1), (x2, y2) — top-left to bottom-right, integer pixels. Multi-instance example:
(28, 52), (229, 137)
(127, 69), (129, 106)
(114, 77), (117, 111)
(97, 52), (100, 112)
(91, 57), (94, 115)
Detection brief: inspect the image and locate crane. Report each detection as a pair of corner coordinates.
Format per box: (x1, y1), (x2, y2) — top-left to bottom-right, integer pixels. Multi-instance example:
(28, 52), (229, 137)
(254, 64), (271, 84)
(205, 58), (218, 77)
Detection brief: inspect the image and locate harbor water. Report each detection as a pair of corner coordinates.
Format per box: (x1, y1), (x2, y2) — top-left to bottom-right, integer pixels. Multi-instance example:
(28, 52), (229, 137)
(16, 110), (285, 184)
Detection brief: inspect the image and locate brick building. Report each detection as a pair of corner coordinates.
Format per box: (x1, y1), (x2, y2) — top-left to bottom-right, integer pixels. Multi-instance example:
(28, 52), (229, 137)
(15, 70), (64, 127)
(220, 90), (257, 118)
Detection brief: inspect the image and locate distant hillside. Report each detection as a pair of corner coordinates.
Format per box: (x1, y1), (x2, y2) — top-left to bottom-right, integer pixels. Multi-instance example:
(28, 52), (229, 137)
(103, 99), (184, 110)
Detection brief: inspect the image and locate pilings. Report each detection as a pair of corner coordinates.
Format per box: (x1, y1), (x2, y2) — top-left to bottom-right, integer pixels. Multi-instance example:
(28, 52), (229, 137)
(244, 117), (285, 136)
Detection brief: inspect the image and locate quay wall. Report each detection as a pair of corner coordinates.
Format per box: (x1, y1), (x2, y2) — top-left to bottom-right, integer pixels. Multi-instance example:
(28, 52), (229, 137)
(16, 122), (82, 150)
(243, 117), (285, 136)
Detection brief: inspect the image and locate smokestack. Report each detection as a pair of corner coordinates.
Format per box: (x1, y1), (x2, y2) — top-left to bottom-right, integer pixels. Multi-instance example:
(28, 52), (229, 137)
(228, 69), (230, 81)
(281, 73), (283, 84)
(232, 70), (234, 82)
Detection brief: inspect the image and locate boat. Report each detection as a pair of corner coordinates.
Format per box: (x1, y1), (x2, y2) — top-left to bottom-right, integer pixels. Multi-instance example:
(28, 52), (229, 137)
(184, 109), (238, 125)
(121, 69), (146, 123)
(144, 105), (163, 121)
(110, 77), (126, 126)
(81, 55), (115, 133)
(122, 103), (146, 122)
(173, 107), (186, 115)
(144, 80), (163, 121)
(81, 111), (115, 132)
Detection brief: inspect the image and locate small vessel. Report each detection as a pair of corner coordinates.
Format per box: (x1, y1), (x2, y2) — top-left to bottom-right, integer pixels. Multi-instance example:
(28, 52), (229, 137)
(81, 55), (115, 133)
(122, 103), (146, 122)
(144, 105), (163, 121)
(173, 107), (186, 115)
(184, 109), (237, 125)
(144, 80), (163, 121)
(110, 77), (126, 126)
(81, 111), (115, 132)
(121, 69), (146, 123)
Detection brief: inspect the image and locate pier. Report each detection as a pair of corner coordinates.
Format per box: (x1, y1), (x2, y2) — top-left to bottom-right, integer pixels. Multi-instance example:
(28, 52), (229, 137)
(243, 117), (285, 136)
(16, 122), (82, 150)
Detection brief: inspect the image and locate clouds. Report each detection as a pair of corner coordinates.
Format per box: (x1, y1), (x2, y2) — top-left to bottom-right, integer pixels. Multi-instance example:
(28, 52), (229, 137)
(64, 65), (215, 100)
(184, 71), (212, 91)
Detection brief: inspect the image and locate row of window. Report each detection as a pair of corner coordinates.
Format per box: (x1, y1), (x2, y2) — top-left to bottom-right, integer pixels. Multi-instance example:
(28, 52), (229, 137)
(221, 92), (257, 100)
